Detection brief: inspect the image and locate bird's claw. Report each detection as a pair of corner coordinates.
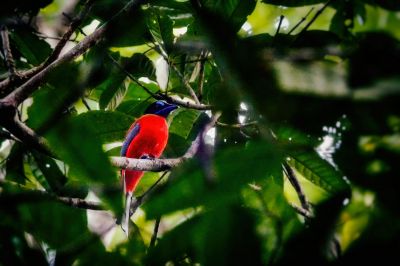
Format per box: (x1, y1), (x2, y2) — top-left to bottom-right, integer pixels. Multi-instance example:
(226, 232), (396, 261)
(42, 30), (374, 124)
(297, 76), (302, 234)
(140, 154), (155, 160)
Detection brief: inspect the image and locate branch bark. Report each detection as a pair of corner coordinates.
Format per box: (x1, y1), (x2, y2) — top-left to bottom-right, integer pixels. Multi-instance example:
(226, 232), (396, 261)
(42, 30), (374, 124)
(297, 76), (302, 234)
(282, 162), (311, 216)
(111, 112), (220, 171)
(0, 0), (93, 94)
(1, 26), (18, 80)
(0, 179), (103, 210)
(2, 25), (106, 107)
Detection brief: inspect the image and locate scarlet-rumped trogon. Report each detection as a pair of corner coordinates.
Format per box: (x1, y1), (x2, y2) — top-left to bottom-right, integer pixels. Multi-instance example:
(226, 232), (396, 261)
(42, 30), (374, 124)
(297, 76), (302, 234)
(120, 100), (177, 235)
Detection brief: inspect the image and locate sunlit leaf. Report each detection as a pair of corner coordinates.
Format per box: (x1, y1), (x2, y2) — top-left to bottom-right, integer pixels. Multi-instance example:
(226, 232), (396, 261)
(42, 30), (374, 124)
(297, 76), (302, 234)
(287, 149), (350, 195)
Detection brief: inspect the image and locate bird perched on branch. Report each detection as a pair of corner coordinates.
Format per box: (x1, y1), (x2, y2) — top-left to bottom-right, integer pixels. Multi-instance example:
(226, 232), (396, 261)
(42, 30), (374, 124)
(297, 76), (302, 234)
(120, 100), (177, 236)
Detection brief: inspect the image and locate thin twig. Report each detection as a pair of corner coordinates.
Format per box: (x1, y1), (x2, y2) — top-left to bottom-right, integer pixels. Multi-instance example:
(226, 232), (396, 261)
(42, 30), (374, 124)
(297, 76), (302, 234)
(0, 1), (93, 93)
(0, 26), (18, 80)
(107, 53), (212, 110)
(0, 0), (145, 98)
(170, 63), (201, 104)
(1, 26), (106, 107)
(44, 0), (94, 66)
(197, 51), (207, 101)
(275, 15), (284, 36)
(0, 179), (103, 210)
(287, 7), (315, 35)
(282, 162), (311, 214)
(289, 202), (313, 219)
(294, 0), (333, 42)
(149, 216), (161, 249)
(216, 121), (257, 128)
(81, 97), (91, 110)
(129, 171), (169, 216)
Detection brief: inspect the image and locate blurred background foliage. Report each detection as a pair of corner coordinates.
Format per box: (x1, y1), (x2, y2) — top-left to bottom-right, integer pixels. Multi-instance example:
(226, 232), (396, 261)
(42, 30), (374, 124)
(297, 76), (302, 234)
(1, 0), (400, 265)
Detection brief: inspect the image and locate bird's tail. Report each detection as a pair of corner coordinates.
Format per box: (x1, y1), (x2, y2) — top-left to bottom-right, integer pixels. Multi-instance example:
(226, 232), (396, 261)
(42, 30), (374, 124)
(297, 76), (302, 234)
(121, 191), (133, 237)
(120, 170), (144, 237)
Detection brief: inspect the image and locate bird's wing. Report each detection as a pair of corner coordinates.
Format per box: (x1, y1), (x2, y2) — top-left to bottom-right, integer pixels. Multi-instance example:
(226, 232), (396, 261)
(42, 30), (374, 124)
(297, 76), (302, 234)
(120, 123), (141, 156)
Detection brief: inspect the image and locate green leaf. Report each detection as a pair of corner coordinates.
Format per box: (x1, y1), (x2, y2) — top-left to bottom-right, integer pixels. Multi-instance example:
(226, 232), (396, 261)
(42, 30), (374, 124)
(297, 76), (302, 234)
(0, 225), (48, 265)
(18, 202), (89, 249)
(31, 150), (67, 193)
(124, 53), (156, 80)
(74, 110), (134, 143)
(145, 141), (282, 218)
(202, 0), (257, 31)
(273, 125), (318, 147)
(262, 0), (324, 7)
(197, 205), (263, 265)
(46, 117), (122, 214)
(93, 2), (149, 47)
(148, 204), (263, 265)
(169, 109), (201, 139)
(10, 28), (52, 65)
(146, 215), (201, 265)
(5, 143), (26, 184)
(147, 10), (174, 53)
(364, 0), (400, 11)
(1, 0), (53, 16)
(116, 82), (158, 117)
(287, 149), (350, 194)
(165, 112), (209, 157)
(98, 73), (127, 110)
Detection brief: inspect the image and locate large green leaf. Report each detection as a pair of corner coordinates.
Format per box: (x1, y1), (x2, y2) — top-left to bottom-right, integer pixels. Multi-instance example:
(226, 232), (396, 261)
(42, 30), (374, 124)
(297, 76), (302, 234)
(147, 10), (174, 54)
(169, 109), (201, 139)
(364, 0), (400, 11)
(98, 53), (155, 110)
(94, 1), (149, 47)
(10, 28), (52, 65)
(31, 150), (67, 193)
(74, 110), (134, 143)
(98, 73), (127, 110)
(287, 149), (350, 194)
(5, 143), (26, 184)
(18, 202), (89, 249)
(145, 141), (282, 218)
(202, 0), (257, 31)
(124, 53), (156, 80)
(147, 205), (263, 265)
(46, 117), (122, 214)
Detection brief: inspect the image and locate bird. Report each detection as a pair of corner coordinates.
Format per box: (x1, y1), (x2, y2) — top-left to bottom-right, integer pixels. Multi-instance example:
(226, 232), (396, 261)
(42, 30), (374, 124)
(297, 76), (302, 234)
(120, 100), (178, 236)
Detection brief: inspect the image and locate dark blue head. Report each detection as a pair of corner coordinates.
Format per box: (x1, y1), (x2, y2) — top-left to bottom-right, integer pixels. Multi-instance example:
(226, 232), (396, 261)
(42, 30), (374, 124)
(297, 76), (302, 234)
(145, 100), (178, 118)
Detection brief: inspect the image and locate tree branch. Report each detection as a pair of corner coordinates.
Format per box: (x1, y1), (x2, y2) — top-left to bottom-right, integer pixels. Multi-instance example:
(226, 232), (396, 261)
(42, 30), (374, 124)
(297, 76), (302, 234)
(197, 51), (207, 101)
(0, 26), (18, 80)
(2, 25), (106, 107)
(0, 179), (103, 210)
(43, 0), (94, 66)
(0, 1), (93, 94)
(149, 216), (161, 248)
(287, 7), (315, 35)
(1, 26), (18, 80)
(0, 0), (147, 105)
(110, 157), (182, 171)
(111, 113), (220, 172)
(295, 0), (333, 41)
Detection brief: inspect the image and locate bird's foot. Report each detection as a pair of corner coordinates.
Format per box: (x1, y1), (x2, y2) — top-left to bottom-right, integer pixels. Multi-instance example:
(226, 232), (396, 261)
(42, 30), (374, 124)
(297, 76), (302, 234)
(140, 154), (156, 160)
